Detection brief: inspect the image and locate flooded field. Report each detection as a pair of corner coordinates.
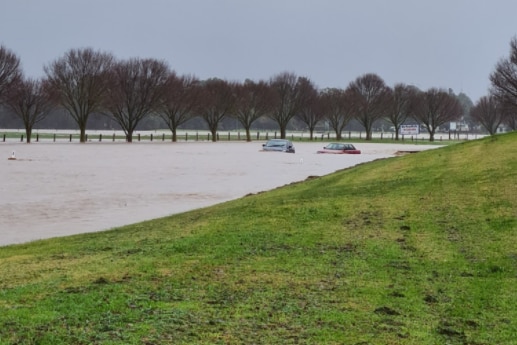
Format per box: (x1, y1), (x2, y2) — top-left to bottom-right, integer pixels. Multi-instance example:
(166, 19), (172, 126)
(1, 141), (440, 246)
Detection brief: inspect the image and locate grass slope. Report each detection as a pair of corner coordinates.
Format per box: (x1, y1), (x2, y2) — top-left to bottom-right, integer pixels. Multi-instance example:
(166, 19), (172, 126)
(1, 133), (516, 344)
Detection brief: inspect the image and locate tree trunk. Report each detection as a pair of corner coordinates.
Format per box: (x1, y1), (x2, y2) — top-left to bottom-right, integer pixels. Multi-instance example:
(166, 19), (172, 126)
(80, 127), (86, 143)
(245, 128), (251, 142)
(280, 127), (286, 139)
(334, 126), (341, 140)
(172, 129), (177, 142)
(25, 128), (32, 143)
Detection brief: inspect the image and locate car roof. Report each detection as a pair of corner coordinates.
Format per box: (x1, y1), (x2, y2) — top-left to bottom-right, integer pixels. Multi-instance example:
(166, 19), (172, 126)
(267, 139), (290, 142)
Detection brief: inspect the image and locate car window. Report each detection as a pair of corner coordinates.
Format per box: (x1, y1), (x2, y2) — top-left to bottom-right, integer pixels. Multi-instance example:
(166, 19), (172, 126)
(266, 140), (286, 147)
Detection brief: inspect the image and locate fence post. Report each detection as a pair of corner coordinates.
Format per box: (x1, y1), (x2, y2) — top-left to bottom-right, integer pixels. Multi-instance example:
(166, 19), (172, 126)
(21, 135), (24, 142)
(256, 132), (260, 140)
(113, 133), (115, 141)
(138, 134), (141, 141)
(238, 132), (240, 140)
(69, 134), (72, 142)
(3, 134), (5, 142)
(36, 134), (39, 142)
(54, 134), (56, 142)
(274, 131), (277, 139)
(99, 134), (102, 142)
(217, 133), (220, 141)
(150, 133), (153, 141)
(162, 133), (165, 141)
(266, 132), (269, 140)
(228, 132), (230, 141)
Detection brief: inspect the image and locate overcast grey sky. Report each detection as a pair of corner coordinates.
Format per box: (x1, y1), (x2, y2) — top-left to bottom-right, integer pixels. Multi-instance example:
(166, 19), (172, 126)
(1, 0), (516, 102)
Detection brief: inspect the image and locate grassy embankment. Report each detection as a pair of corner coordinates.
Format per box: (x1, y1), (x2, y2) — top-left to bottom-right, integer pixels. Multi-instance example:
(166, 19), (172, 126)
(0, 133), (516, 344)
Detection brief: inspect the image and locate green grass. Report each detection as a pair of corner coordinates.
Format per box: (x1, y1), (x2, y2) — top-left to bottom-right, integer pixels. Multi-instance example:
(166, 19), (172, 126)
(1, 133), (516, 344)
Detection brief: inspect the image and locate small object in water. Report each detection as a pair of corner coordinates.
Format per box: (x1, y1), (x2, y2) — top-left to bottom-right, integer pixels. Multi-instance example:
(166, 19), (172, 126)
(8, 151), (16, 160)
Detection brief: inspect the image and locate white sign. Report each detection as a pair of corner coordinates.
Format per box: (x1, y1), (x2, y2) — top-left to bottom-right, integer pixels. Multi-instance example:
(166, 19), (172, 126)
(400, 124), (420, 136)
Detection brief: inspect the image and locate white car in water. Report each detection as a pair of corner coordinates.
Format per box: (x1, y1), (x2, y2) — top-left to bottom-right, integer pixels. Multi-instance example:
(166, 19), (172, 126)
(261, 139), (295, 153)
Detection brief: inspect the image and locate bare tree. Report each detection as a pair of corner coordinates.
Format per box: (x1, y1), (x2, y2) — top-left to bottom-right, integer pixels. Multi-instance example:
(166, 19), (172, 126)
(490, 37), (517, 128)
(233, 79), (273, 141)
(347, 73), (390, 140)
(3, 78), (55, 143)
(44, 48), (114, 142)
(385, 83), (417, 140)
(103, 58), (169, 142)
(319, 88), (354, 140)
(158, 72), (200, 142)
(0, 45), (22, 101)
(412, 88), (463, 141)
(196, 78), (236, 142)
(269, 72), (304, 139)
(296, 77), (323, 140)
(501, 102), (517, 130)
(470, 95), (505, 135)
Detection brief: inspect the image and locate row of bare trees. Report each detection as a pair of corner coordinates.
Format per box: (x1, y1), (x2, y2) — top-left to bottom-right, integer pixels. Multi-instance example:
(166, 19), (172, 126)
(2, 41), (517, 143)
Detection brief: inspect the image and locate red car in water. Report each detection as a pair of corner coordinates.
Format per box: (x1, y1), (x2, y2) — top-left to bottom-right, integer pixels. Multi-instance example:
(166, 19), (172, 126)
(317, 143), (361, 154)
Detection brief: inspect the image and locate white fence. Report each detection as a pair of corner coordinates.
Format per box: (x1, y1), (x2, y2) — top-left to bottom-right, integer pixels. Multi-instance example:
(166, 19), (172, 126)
(0, 129), (484, 143)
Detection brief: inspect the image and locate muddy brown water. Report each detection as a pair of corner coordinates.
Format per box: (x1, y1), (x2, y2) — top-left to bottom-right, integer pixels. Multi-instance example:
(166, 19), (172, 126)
(1, 141), (440, 246)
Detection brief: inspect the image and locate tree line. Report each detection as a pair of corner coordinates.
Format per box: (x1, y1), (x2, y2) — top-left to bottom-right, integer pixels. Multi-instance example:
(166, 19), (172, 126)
(1, 38), (516, 144)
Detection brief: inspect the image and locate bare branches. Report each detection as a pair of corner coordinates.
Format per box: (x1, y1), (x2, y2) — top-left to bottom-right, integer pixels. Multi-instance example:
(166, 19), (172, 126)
(385, 83), (417, 140)
(3, 78), (55, 142)
(103, 58), (169, 142)
(0, 45), (22, 101)
(470, 95), (505, 135)
(233, 79), (273, 141)
(196, 78), (236, 142)
(269, 72), (304, 139)
(44, 48), (115, 142)
(296, 77), (322, 140)
(412, 88), (462, 141)
(347, 73), (390, 140)
(490, 37), (517, 128)
(319, 88), (354, 140)
(157, 73), (201, 142)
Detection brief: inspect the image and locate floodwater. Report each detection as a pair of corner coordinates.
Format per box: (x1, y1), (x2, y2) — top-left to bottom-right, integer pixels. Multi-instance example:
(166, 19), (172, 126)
(1, 141), (440, 246)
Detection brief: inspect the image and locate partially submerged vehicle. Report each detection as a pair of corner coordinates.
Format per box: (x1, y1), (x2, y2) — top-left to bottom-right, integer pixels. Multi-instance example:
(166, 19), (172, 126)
(317, 143), (361, 154)
(261, 139), (295, 153)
